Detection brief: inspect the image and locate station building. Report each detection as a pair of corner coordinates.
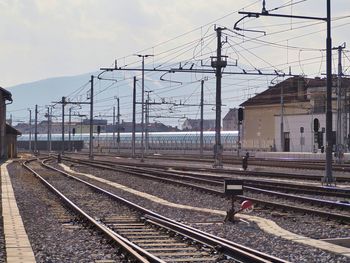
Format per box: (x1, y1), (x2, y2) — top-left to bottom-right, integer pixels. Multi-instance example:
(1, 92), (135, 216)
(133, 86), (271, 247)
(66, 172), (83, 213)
(182, 118), (216, 131)
(0, 87), (21, 159)
(223, 108), (239, 131)
(240, 76), (350, 152)
(6, 124), (21, 158)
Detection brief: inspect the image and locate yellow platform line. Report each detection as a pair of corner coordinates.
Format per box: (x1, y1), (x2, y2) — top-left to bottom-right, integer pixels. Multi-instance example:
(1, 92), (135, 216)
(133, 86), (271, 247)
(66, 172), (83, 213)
(1, 161), (36, 263)
(60, 163), (350, 258)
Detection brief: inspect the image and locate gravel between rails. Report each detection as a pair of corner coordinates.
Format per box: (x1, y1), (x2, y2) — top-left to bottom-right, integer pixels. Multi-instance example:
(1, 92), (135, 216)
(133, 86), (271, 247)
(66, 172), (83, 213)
(38, 162), (240, 263)
(88, 154), (350, 183)
(0, 165), (5, 263)
(7, 162), (126, 263)
(67, 162), (350, 239)
(60, 161), (350, 263)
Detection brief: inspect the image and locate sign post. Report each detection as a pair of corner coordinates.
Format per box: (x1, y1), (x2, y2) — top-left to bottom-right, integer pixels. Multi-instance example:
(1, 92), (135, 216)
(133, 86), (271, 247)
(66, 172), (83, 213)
(224, 179), (243, 223)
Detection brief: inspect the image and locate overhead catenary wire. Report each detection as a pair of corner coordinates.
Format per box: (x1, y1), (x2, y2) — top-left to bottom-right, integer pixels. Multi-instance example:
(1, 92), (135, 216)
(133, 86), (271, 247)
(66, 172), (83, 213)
(9, 1), (350, 128)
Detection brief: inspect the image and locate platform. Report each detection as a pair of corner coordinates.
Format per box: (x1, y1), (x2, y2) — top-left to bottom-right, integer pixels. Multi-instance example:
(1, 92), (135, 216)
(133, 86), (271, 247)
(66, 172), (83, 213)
(254, 151), (350, 161)
(1, 160), (36, 263)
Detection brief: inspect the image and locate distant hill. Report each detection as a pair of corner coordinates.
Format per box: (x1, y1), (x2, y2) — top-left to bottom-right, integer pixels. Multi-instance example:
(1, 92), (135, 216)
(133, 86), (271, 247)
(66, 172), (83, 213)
(5, 70), (183, 127)
(5, 68), (238, 127)
(7, 72), (96, 112)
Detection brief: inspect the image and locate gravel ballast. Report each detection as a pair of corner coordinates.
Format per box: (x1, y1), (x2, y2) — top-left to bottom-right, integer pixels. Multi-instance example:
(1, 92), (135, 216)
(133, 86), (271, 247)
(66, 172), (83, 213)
(68, 162), (350, 239)
(7, 162), (125, 263)
(61, 161), (350, 262)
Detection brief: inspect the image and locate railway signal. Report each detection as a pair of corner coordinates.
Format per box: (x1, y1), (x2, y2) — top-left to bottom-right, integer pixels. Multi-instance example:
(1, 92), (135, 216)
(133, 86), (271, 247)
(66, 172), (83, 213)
(224, 180), (243, 196)
(313, 118), (320, 132)
(224, 179), (243, 223)
(238, 107), (244, 123)
(237, 108), (244, 157)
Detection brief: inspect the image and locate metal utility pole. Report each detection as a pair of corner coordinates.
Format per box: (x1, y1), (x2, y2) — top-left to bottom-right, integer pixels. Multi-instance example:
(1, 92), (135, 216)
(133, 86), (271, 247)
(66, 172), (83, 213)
(135, 54), (153, 162)
(132, 76), (137, 158)
(28, 109), (32, 153)
(237, 0), (334, 185)
(324, 0), (333, 184)
(145, 91), (152, 154)
(80, 116), (83, 140)
(200, 80), (204, 158)
(113, 106), (116, 148)
(53, 98), (90, 155)
(237, 108), (243, 157)
(101, 33), (293, 165)
(280, 85), (284, 152)
(89, 75), (94, 160)
(61, 97), (66, 155)
(49, 107), (52, 152)
(336, 43), (346, 163)
(117, 97), (121, 154)
(34, 105), (38, 155)
(68, 107), (72, 151)
(212, 27), (227, 168)
(47, 107), (50, 153)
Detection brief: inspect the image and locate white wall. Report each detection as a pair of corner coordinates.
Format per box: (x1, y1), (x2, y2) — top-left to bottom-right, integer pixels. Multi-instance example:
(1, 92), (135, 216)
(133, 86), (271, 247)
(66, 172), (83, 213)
(274, 113), (337, 152)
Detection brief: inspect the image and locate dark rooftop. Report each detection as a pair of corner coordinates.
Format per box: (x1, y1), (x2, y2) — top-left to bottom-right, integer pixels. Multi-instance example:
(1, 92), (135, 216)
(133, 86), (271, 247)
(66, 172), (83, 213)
(6, 124), (21, 135)
(0, 87), (12, 102)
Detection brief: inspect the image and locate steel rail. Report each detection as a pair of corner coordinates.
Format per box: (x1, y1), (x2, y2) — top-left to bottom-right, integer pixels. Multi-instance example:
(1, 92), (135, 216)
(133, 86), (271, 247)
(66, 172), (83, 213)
(62, 154), (350, 182)
(22, 158), (163, 263)
(142, 166), (350, 198)
(110, 163), (350, 198)
(39, 158), (287, 263)
(144, 216), (279, 263)
(65, 153), (350, 182)
(115, 164), (350, 197)
(145, 154), (350, 172)
(61, 157), (350, 222)
(64, 156), (350, 199)
(69, 151), (350, 173)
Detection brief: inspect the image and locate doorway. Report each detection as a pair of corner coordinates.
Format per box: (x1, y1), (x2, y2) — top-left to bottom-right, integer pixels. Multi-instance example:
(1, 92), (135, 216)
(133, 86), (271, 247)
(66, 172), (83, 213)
(284, 132), (290, 152)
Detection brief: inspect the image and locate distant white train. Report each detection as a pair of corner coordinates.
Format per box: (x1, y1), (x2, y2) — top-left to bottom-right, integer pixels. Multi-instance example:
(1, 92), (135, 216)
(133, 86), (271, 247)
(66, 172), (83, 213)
(18, 131), (239, 151)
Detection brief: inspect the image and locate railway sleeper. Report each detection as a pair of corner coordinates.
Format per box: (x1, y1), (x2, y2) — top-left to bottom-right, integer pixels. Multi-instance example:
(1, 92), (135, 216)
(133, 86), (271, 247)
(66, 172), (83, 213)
(104, 216), (221, 262)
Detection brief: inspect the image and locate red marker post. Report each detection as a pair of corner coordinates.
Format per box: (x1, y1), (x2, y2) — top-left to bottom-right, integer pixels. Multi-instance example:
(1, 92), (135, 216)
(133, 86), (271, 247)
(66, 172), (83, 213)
(240, 200), (254, 213)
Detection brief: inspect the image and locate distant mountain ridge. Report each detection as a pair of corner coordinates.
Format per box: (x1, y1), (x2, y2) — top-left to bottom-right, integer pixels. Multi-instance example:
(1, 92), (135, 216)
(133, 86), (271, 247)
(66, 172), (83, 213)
(7, 72), (95, 112)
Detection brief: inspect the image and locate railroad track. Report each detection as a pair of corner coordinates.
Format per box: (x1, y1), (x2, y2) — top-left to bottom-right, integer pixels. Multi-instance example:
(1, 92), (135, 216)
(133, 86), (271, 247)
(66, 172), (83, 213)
(65, 153), (350, 183)
(61, 156), (350, 223)
(68, 151), (350, 173)
(23, 158), (286, 263)
(146, 154), (350, 172)
(62, 155), (350, 198)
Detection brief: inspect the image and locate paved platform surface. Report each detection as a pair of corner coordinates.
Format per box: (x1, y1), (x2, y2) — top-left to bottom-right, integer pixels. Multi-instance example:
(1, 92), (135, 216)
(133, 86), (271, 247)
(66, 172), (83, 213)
(61, 163), (350, 258)
(255, 151), (350, 160)
(1, 161), (36, 263)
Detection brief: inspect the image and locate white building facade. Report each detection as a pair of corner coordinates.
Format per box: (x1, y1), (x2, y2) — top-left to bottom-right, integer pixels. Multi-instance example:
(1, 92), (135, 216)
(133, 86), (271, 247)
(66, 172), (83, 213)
(274, 113), (338, 152)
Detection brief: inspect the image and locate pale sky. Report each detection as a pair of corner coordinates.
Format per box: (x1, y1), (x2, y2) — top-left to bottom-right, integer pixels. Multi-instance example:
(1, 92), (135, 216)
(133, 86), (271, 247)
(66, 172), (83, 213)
(1, 0), (349, 87)
(3, 0), (350, 126)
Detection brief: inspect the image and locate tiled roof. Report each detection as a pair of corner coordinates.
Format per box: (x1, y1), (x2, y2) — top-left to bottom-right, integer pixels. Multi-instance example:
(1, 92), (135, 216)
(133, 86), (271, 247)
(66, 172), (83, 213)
(240, 76), (350, 107)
